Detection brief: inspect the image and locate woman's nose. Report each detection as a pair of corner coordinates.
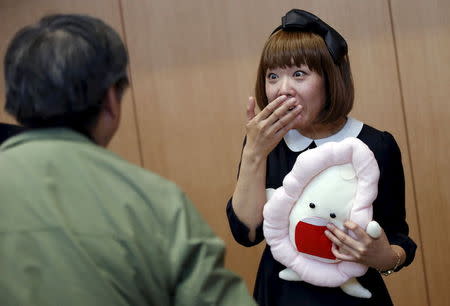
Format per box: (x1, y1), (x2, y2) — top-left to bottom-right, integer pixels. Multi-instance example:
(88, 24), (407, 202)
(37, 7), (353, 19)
(279, 77), (295, 96)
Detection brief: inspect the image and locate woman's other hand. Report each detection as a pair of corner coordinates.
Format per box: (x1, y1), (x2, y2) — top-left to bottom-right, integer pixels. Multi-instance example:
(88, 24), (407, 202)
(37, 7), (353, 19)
(325, 221), (405, 271)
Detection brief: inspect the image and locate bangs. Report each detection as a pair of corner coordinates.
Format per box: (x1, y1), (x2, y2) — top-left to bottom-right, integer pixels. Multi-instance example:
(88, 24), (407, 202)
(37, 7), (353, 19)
(261, 31), (327, 75)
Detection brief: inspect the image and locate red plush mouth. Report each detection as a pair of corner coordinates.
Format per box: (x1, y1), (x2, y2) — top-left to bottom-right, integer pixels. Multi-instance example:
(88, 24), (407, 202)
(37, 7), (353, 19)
(295, 218), (336, 260)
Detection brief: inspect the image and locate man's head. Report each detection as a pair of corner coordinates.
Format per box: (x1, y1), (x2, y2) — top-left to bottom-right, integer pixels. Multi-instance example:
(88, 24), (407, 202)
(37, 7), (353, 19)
(3, 14), (129, 146)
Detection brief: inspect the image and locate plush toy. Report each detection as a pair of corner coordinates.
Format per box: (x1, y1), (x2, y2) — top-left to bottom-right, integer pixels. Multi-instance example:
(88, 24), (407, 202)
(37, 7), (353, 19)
(263, 137), (382, 298)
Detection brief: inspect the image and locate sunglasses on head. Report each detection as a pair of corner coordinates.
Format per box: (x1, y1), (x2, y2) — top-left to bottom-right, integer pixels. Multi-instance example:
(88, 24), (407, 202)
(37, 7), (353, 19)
(271, 9), (348, 64)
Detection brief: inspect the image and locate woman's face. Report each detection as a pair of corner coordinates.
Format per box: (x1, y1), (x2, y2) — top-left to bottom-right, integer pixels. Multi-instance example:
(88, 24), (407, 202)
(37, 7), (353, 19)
(265, 64), (326, 133)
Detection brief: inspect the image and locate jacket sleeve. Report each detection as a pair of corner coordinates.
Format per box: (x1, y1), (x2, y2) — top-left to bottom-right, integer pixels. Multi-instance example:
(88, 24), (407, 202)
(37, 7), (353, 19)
(167, 191), (257, 306)
(374, 132), (417, 270)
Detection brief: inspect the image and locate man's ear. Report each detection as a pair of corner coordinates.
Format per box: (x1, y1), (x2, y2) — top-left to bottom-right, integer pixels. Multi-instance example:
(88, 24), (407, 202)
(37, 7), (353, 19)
(91, 86), (122, 147)
(102, 86), (121, 123)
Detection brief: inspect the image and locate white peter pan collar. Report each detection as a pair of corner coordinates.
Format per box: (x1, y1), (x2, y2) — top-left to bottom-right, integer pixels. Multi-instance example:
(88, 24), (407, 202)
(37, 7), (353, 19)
(283, 117), (364, 152)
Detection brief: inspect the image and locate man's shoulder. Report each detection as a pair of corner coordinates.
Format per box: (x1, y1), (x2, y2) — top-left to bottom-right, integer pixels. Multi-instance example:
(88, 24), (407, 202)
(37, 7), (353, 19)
(98, 148), (179, 192)
(1, 134), (184, 205)
(94, 147), (188, 210)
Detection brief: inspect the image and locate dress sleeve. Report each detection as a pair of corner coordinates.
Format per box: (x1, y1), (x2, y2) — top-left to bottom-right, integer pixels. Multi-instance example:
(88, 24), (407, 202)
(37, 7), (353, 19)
(226, 198), (265, 247)
(168, 191), (256, 306)
(374, 132), (417, 270)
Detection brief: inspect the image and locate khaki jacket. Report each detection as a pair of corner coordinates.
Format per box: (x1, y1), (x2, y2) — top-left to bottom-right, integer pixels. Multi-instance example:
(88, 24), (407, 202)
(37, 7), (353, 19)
(0, 128), (255, 306)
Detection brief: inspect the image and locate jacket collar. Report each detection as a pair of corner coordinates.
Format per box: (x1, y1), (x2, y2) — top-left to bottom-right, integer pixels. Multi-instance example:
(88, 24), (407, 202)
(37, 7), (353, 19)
(283, 117), (364, 152)
(0, 128), (93, 152)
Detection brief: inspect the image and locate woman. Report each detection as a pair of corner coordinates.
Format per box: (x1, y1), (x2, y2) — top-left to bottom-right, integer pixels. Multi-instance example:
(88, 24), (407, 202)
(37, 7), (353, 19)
(226, 9), (416, 305)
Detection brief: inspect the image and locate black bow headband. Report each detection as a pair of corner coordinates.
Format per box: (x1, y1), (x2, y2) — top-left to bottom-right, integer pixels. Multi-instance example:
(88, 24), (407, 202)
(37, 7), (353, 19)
(271, 9), (348, 64)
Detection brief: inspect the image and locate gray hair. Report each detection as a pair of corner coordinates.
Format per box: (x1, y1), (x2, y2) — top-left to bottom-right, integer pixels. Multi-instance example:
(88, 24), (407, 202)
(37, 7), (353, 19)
(4, 14), (129, 132)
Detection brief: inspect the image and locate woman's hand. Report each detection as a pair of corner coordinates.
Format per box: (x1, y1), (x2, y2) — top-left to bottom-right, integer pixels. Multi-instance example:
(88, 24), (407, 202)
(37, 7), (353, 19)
(325, 221), (404, 271)
(244, 95), (302, 158)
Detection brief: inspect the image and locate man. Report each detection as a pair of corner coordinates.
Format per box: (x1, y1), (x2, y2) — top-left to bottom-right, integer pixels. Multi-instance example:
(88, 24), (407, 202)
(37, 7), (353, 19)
(0, 14), (255, 306)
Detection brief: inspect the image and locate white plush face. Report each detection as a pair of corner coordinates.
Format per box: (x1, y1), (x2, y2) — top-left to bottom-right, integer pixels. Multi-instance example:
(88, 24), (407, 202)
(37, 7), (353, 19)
(289, 163), (357, 249)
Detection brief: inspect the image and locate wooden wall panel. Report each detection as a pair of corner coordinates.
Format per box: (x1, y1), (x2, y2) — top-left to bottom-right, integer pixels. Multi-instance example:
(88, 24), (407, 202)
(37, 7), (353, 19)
(119, 1), (266, 292)
(391, 0), (450, 305)
(0, 0), (434, 304)
(121, 0), (427, 303)
(0, 0), (141, 165)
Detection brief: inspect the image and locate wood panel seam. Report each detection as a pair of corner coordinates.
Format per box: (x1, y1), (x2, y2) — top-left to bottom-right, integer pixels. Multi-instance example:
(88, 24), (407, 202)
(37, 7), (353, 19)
(387, 1), (431, 305)
(118, 0), (145, 167)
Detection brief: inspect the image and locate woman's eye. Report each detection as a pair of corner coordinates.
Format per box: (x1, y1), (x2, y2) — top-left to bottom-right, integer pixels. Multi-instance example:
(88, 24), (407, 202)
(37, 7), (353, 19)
(267, 73), (278, 80)
(294, 70), (305, 77)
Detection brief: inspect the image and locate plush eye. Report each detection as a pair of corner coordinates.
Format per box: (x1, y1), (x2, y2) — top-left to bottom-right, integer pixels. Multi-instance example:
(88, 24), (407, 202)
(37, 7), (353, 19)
(309, 203), (315, 209)
(330, 213), (336, 218)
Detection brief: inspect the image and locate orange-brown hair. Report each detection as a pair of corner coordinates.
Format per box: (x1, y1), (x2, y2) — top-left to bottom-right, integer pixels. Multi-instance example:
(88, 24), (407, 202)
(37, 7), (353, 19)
(255, 30), (354, 124)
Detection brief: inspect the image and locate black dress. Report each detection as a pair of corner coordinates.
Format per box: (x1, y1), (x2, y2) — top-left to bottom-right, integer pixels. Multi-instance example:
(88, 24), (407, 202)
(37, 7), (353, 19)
(226, 120), (417, 306)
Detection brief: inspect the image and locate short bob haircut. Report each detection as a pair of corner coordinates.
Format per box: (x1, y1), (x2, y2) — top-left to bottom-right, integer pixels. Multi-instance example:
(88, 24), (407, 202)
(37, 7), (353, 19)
(255, 30), (354, 125)
(3, 14), (129, 134)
